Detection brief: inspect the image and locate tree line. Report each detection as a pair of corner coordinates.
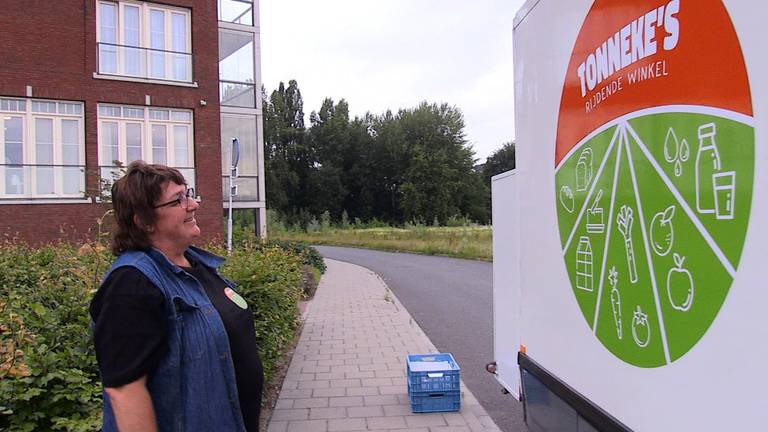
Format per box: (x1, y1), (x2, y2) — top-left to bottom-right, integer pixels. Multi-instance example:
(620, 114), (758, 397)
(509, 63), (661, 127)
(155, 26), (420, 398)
(263, 80), (515, 227)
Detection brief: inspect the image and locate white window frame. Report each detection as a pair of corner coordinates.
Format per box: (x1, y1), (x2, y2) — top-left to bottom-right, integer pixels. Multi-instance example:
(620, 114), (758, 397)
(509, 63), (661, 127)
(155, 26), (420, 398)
(97, 103), (194, 169)
(96, 0), (192, 83)
(0, 98), (86, 199)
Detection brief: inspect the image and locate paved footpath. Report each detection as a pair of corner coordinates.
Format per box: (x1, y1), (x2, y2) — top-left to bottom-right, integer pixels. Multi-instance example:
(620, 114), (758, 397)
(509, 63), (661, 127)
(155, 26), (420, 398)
(268, 259), (503, 432)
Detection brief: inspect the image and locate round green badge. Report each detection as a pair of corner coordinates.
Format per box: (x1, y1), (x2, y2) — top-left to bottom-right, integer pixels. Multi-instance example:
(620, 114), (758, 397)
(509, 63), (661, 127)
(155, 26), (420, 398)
(224, 287), (248, 309)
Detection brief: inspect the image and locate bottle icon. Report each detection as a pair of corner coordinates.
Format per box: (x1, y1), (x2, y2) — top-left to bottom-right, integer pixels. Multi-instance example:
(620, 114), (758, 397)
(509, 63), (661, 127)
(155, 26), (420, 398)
(695, 123), (721, 214)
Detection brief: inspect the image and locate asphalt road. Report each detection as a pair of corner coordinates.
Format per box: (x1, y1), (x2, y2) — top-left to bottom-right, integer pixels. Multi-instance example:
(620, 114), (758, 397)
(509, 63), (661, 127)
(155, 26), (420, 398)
(315, 245), (528, 432)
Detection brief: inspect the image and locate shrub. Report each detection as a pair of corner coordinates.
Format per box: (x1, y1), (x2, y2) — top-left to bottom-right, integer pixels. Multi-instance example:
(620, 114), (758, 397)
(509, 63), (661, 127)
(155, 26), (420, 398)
(264, 240), (327, 275)
(0, 240), (305, 430)
(266, 209), (289, 234)
(446, 214), (476, 227)
(306, 216), (321, 233)
(229, 225), (327, 275)
(217, 244), (304, 382)
(320, 211), (332, 232)
(0, 242), (107, 432)
(340, 210), (350, 229)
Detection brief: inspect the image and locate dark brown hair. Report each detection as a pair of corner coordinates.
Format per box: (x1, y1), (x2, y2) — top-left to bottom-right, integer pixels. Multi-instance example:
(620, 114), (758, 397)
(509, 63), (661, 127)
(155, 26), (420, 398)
(110, 161), (187, 255)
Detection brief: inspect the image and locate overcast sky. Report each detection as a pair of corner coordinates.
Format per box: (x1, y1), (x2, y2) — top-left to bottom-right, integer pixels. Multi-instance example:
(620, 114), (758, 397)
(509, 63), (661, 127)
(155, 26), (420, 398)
(260, 0), (527, 161)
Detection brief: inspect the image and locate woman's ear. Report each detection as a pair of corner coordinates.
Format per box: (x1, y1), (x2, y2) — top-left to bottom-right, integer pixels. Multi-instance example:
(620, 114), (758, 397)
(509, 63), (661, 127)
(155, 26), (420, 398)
(133, 214), (155, 233)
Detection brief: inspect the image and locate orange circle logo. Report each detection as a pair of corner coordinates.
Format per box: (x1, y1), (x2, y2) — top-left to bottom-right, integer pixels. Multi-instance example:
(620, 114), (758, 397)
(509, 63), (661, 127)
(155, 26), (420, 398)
(556, 0), (751, 165)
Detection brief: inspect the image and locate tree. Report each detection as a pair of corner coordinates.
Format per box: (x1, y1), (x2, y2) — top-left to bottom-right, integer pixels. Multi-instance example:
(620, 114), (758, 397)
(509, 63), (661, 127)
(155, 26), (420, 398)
(483, 141), (516, 181)
(263, 81), (491, 226)
(305, 98), (352, 217)
(482, 142), (516, 221)
(263, 80), (311, 223)
(398, 102), (488, 224)
(353, 110), (407, 223)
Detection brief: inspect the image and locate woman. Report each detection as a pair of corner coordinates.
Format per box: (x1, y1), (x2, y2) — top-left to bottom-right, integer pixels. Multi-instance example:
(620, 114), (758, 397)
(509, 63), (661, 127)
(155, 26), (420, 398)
(90, 161), (263, 431)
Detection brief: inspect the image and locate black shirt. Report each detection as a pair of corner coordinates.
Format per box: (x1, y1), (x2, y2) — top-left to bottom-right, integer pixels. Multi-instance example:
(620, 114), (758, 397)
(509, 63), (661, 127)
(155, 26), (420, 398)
(90, 259), (264, 431)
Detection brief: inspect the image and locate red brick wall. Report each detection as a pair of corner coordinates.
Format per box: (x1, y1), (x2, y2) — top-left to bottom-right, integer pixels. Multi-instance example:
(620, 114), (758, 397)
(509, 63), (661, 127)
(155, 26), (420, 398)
(0, 0), (224, 246)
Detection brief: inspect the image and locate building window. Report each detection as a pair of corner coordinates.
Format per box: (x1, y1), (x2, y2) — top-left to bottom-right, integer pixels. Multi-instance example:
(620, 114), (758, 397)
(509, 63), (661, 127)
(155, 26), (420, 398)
(0, 98), (85, 198)
(220, 114), (259, 201)
(218, 0), (253, 26)
(97, 1), (192, 83)
(219, 29), (255, 107)
(98, 104), (195, 188)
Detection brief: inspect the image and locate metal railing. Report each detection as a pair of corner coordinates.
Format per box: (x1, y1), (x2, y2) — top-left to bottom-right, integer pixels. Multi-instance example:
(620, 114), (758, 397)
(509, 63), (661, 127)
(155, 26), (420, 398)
(221, 175), (259, 201)
(97, 42), (193, 83)
(219, 80), (256, 107)
(218, 0), (254, 25)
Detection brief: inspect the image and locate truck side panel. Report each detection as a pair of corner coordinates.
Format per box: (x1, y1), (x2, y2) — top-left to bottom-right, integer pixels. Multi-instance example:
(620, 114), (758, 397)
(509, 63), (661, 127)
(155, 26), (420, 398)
(491, 170), (521, 399)
(510, 1), (768, 430)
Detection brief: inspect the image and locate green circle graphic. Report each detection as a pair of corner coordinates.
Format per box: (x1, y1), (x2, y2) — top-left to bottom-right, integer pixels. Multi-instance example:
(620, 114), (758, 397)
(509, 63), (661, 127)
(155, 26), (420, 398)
(555, 111), (754, 367)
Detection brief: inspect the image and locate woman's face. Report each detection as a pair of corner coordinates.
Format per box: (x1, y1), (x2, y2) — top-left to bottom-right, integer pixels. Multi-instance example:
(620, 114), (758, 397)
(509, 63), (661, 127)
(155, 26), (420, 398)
(150, 181), (201, 250)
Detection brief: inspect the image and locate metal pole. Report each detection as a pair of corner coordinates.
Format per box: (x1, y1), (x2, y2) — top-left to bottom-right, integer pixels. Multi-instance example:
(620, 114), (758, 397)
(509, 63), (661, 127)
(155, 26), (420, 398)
(227, 170), (234, 254)
(227, 138), (240, 255)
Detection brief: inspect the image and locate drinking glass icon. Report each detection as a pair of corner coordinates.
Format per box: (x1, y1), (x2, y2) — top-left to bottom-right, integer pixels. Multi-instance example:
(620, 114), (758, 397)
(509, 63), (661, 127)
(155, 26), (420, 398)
(713, 171), (736, 220)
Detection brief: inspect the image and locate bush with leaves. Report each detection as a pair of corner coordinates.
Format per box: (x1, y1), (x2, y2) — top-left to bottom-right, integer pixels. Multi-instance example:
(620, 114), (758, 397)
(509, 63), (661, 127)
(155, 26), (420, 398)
(0, 242), (107, 432)
(216, 243), (304, 381)
(1, 240), (305, 430)
(230, 224), (327, 275)
(265, 240), (326, 275)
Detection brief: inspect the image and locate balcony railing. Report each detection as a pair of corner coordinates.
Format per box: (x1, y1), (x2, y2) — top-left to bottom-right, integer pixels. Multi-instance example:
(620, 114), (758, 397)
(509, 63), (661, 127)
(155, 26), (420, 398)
(220, 80), (256, 107)
(97, 42), (193, 83)
(221, 175), (259, 201)
(218, 0), (254, 25)
(0, 164), (85, 198)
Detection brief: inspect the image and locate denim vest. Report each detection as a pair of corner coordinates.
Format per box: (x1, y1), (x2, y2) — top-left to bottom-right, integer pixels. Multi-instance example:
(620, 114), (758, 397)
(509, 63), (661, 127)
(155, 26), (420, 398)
(100, 247), (246, 432)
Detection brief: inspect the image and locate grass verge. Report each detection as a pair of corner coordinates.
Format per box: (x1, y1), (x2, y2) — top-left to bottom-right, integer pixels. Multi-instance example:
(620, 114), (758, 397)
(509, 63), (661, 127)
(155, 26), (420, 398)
(273, 226), (492, 261)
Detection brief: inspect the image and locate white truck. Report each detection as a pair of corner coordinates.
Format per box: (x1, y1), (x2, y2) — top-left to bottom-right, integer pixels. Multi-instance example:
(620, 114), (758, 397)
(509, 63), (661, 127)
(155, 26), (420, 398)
(490, 1), (768, 431)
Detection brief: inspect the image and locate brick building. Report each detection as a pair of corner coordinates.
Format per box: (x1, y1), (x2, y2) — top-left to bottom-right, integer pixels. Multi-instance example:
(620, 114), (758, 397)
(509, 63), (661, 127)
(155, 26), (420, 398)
(0, 0), (266, 245)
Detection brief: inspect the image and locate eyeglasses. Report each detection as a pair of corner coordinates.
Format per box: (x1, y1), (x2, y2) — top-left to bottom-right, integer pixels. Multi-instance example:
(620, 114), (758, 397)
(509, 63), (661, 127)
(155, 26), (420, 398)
(153, 187), (200, 209)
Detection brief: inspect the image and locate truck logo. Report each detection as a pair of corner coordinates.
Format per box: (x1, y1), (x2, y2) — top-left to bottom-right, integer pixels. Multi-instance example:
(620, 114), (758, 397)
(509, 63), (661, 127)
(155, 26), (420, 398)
(553, 0), (753, 367)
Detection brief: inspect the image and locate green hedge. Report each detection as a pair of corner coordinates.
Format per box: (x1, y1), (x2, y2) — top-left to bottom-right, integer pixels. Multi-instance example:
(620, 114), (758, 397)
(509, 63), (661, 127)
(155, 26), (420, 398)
(0, 241), (305, 431)
(231, 225), (327, 275)
(217, 244), (304, 382)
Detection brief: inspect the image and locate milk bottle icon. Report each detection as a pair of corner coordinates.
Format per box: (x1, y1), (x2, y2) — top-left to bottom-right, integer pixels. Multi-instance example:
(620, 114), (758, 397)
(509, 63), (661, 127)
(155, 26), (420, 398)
(695, 123), (736, 219)
(695, 123), (721, 214)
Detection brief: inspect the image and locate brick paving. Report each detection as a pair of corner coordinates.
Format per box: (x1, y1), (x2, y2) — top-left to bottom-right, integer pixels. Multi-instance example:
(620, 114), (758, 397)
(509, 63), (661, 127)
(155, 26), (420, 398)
(268, 259), (502, 432)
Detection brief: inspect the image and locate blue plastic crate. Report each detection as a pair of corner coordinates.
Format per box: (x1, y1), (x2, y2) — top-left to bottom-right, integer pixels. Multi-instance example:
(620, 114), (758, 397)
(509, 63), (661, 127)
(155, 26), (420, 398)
(406, 353), (460, 394)
(409, 390), (461, 413)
